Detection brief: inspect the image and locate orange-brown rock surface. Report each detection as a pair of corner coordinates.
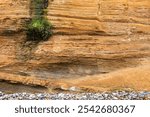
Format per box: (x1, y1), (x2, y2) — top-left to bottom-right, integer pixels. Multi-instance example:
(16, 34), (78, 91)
(0, 0), (150, 92)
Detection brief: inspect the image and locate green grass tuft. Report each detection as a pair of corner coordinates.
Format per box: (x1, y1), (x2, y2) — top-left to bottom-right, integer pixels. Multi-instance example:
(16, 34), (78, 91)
(26, 0), (52, 41)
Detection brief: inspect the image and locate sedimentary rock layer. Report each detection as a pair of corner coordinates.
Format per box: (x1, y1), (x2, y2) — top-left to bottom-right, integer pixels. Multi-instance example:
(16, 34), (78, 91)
(0, 0), (150, 91)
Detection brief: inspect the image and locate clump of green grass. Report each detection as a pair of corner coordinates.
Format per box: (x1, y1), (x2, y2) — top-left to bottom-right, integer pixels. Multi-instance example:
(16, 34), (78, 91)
(26, 0), (52, 41)
(26, 18), (52, 41)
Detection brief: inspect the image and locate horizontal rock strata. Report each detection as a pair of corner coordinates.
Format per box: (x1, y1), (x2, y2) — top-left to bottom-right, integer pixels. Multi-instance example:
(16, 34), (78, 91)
(0, 0), (149, 91)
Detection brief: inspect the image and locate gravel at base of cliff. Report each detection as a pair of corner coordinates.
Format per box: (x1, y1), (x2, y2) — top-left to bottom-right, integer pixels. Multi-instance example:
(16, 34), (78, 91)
(0, 91), (150, 100)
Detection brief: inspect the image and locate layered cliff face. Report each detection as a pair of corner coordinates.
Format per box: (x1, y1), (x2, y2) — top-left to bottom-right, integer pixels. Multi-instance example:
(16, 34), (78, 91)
(0, 0), (150, 91)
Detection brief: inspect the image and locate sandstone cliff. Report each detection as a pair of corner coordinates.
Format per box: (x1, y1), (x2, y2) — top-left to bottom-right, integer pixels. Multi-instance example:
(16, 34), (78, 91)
(0, 0), (150, 92)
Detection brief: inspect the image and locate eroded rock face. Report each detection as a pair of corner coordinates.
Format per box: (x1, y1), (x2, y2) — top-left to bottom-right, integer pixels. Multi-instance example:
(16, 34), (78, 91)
(0, 0), (150, 91)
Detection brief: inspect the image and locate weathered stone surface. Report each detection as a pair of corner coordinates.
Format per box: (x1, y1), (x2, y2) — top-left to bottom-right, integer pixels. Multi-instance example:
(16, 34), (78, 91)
(0, 0), (150, 91)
